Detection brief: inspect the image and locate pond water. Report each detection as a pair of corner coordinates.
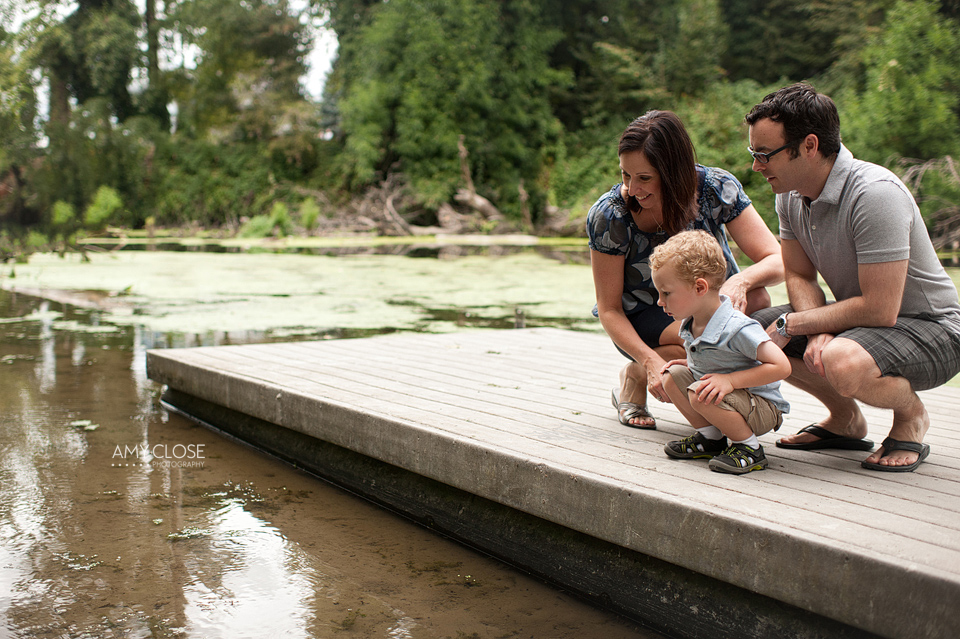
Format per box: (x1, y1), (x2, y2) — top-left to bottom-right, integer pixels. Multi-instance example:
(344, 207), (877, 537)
(0, 249), (666, 639)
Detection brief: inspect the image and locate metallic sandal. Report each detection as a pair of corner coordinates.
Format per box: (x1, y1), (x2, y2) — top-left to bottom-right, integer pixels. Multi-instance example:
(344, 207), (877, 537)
(610, 388), (656, 429)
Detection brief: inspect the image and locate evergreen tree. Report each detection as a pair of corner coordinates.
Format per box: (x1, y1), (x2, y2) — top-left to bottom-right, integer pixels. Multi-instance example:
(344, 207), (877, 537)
(843, 0), (960, 164)
(335, 0), (565, 217)
(538, 0), (662, 129)
(0, 18), (41, 230)
(720, 0), (844, 84)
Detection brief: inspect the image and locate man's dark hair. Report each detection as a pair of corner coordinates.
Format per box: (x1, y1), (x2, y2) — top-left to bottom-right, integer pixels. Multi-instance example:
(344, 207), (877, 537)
(745, 83), (842, 157)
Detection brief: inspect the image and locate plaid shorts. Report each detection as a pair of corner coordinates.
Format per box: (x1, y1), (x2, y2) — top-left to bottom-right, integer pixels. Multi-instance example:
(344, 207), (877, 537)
(752, 304), (960, 391)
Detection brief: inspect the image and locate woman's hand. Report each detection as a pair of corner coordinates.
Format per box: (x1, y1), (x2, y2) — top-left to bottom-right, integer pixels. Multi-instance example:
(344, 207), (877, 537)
(719, 275), (750, 312)
(660, 358), (687, 374)
(646, 355), (672, 403)
(723, 204), (784, 311)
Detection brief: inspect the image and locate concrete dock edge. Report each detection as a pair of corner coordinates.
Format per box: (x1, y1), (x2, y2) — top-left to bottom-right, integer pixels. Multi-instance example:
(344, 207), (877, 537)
(161, 387), (881, 639)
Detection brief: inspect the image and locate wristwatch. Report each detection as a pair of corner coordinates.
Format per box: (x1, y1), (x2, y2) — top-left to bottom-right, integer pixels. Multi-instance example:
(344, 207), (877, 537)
(775, 313), (791, 337)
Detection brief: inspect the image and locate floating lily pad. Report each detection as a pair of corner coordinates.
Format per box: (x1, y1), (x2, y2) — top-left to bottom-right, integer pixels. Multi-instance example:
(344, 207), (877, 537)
(68, 420), (99, 431)
(167, 527), (208, 541)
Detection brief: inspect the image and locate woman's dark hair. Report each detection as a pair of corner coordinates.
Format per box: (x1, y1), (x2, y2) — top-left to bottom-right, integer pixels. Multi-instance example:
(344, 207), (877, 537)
(744, 83), (842, 157)
(618, 110), (698, 235)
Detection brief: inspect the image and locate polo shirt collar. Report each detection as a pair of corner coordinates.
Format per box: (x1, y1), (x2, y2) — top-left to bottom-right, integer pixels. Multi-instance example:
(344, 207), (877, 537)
(681, 296), (734, 343)
(813, 144), (853, 206)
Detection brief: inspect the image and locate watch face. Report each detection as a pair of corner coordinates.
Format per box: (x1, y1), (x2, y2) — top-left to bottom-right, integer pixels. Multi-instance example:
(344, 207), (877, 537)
(777, 317), (785, 327)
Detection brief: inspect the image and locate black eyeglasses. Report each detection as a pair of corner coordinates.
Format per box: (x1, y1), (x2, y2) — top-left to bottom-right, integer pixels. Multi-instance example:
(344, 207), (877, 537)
(747, 142), (795, 164)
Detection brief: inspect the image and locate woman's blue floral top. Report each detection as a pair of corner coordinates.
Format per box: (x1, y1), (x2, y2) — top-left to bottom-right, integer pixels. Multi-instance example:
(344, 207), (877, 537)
(587, 165), (751, 316)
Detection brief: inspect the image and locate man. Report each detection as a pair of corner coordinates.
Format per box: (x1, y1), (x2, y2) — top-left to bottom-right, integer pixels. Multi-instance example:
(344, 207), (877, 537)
(744, 83), (960, 472)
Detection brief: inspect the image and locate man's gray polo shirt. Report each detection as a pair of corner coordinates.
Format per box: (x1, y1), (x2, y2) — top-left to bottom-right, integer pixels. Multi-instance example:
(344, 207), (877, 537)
(777, 145), (960, 322)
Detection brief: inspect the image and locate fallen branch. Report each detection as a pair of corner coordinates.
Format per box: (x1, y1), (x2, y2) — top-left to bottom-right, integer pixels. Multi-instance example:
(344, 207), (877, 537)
(436, 202), (464, 233)
(384, 192), (413, 235)
(454, 188), (503, 221)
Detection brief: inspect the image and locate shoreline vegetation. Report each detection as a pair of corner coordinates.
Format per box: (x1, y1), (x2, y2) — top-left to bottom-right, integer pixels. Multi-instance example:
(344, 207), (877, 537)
(5, 1), (960, 267)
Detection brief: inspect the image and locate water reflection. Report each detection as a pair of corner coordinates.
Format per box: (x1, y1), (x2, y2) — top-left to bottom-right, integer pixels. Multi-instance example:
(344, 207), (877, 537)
(0, 288), (657, 638)
(942, 252), (960, 270)
(172, 485), (323, 637)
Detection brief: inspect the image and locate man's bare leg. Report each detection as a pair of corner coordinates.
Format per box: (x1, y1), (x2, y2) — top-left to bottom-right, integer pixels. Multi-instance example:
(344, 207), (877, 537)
(776, 355), (870, 444)
(820, 339), (929, 468)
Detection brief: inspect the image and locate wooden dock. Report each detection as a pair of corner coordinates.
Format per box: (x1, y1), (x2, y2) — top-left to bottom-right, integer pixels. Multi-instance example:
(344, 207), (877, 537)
(146, 328), (960, 639)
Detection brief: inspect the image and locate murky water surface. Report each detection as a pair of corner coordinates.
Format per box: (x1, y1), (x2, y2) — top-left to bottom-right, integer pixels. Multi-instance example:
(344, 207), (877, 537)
(0, 250), (664, 639)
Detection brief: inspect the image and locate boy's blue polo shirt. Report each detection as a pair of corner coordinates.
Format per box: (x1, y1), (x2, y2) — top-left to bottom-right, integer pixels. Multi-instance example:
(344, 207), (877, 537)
(679, 297), (789, 413)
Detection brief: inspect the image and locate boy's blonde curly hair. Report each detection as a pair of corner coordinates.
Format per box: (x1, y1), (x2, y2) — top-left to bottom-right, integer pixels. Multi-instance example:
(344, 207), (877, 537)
(649, 230), (727, 289)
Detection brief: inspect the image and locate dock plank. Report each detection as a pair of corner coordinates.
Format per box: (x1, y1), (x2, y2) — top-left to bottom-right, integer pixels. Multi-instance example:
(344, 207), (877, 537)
(147, 328), (960, 639)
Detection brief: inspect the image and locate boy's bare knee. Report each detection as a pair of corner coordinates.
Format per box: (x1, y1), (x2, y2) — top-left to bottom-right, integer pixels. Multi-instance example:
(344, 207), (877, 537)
(688, 390), (709, 411)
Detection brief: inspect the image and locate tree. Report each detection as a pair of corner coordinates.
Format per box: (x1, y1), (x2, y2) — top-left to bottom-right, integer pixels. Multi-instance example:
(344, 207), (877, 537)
(334, 0), (565, 218)
(169, 0), (313, 139)
(536, 0), (662, 129)
(538, 0), (724, 128)
(842, 0), (960, 164)
(814, 0), (896, 96)
(141, 0), (170, 128)
(721, 0), (847, 84)
(29, 0), (141, 123)
(0, 18), (41, 231)
(659, 0), (728, 96)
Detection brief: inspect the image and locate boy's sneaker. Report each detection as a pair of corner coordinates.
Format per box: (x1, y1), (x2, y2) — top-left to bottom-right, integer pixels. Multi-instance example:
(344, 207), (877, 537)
(708, 443), (768, 475)
(664, 432), (728, 459)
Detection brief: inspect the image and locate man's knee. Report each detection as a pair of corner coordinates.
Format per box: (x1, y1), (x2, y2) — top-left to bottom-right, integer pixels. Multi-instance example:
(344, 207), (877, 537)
(745, 287), (772, 316)
(821, 339), (879, 397)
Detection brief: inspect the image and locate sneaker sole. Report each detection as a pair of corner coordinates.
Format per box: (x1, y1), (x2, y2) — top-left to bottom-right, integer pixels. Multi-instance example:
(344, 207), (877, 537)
(708, 458), (768, 475)
(664, 447), (719, 460)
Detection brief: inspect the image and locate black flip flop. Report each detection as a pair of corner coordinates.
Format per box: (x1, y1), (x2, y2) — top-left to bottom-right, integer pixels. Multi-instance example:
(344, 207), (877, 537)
(776, 424), (875, 451)
(861, 437), (930, 473)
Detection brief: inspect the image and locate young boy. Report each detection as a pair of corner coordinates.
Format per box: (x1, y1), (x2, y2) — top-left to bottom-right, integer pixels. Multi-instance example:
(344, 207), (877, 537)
(649, 230), (791, 475)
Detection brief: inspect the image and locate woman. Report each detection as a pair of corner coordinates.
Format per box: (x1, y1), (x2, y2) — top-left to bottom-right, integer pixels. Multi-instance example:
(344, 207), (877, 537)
(589, 110), (783, 428)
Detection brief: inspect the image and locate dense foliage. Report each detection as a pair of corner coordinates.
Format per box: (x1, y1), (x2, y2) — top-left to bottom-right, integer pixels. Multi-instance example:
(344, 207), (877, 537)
(2, 0), (960, 252)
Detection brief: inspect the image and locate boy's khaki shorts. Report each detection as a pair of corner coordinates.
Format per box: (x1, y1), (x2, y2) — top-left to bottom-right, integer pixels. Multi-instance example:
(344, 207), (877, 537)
(666, 365), (783, 436)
